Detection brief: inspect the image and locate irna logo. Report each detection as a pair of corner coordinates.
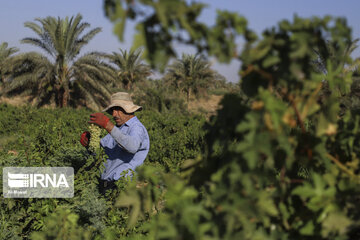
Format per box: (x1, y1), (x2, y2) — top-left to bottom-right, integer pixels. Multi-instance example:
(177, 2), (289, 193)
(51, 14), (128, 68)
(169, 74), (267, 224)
(8, 173), (69, 188)
(3, 167), (74, 198)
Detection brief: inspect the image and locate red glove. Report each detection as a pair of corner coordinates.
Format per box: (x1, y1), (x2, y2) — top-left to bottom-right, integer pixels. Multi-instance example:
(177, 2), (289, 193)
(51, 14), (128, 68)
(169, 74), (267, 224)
(89, 113), (110, 128)
(80, 131), (90, 147)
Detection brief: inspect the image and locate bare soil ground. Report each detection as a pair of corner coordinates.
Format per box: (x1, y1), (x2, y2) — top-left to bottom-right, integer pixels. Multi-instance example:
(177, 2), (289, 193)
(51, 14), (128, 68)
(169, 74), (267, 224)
(0, 95), (32, 106)
(187, 94), (223, 117)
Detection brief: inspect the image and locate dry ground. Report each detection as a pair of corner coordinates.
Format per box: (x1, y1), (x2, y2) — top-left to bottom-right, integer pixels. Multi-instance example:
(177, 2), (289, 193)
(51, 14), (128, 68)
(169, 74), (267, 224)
(0, 95), (32, 106)
(187, 94), (223, 117)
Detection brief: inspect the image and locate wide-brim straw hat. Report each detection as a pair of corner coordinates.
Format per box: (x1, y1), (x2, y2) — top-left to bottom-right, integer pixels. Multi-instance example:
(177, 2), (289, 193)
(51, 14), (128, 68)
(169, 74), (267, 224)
(102, 92), (142, 114)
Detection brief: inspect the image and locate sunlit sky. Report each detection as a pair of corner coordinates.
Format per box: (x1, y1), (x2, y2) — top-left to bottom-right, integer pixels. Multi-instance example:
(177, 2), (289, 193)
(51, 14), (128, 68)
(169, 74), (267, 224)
(1, 0), (360, 82)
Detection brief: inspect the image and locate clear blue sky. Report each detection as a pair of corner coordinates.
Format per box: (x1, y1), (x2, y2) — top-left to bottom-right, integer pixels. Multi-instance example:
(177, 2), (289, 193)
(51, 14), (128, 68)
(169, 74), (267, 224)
(1, 0), (360, 82)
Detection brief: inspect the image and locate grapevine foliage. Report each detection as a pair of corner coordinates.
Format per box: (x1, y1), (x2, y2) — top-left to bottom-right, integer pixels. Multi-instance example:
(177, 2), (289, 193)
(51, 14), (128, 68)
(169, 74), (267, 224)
(0, 104), (205, 239)
(103, 0), (252, 71)
(107, 16), (360, 240)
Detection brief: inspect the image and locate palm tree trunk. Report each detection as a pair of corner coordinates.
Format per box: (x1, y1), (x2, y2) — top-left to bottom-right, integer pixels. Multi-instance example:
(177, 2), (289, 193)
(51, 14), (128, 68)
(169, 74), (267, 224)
(62, 88), (69, 107)
(60, 81), (69, 107)
(187, 88), (191, 102)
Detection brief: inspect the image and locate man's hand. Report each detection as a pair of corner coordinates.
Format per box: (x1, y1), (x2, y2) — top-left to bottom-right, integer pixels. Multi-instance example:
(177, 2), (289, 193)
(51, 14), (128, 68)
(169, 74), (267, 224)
(80, 131), (90, 147)
(89, 113), (110, 129)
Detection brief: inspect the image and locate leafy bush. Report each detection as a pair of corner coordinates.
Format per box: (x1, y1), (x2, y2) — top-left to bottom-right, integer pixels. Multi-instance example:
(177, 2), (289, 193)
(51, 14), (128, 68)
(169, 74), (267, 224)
(0, 102), (205, 239)
(109, 16), (360, 240)
(137, 110), (205, 171)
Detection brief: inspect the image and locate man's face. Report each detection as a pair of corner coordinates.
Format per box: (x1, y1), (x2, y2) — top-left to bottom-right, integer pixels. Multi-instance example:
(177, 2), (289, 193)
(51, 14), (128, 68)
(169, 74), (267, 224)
(109, 107), (128, 126)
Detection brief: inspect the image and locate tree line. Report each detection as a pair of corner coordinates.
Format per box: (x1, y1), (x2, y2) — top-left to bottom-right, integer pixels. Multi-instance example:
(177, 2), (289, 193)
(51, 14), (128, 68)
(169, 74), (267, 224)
(0, 14), (232, 111)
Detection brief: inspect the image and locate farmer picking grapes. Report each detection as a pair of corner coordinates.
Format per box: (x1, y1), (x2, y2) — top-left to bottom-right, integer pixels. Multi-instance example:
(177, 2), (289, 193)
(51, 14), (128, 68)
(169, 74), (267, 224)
(80, 92), (150, 190)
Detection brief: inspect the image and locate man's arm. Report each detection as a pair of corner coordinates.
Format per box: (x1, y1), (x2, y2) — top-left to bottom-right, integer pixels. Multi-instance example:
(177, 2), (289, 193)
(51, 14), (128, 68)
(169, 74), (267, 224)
(107, 123), (142, 154)
(89, 113), (142, 154)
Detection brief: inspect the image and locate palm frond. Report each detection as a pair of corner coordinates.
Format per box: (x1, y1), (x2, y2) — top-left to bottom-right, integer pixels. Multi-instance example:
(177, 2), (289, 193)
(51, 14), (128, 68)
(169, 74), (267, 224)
(8, 14), (108, 107)
(109, 48), (151, 89)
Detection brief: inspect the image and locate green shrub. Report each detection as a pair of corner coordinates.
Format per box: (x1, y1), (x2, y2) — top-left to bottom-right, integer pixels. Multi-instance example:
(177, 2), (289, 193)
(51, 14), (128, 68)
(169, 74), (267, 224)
(138, 110), (206, 171)
(108, 16), (360, 240)
(0, 102), (205, 239)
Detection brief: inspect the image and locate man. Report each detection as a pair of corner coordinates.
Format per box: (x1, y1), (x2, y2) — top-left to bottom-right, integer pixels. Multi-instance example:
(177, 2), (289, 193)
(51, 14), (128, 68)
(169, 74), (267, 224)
(80, 92), (150, 184)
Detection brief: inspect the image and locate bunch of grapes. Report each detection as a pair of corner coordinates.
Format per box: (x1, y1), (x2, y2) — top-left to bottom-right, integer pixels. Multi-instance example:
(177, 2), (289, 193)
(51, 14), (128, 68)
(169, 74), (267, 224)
(88, 124), (103, 153)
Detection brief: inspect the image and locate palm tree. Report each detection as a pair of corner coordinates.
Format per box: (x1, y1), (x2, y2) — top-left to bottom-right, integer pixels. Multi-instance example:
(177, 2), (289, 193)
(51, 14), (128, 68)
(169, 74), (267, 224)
(1, 14), (116, 109)
(312, 39), (360, 113)
(165, 54), (217, 102)
(312, 38), (360, 76)
(108, 49), (152, 90)
(0, 42), (19, 84)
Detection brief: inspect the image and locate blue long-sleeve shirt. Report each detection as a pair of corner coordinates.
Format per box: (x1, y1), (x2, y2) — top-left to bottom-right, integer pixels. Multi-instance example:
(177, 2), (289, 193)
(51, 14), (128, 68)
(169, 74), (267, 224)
(100, 116), (150, 181)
